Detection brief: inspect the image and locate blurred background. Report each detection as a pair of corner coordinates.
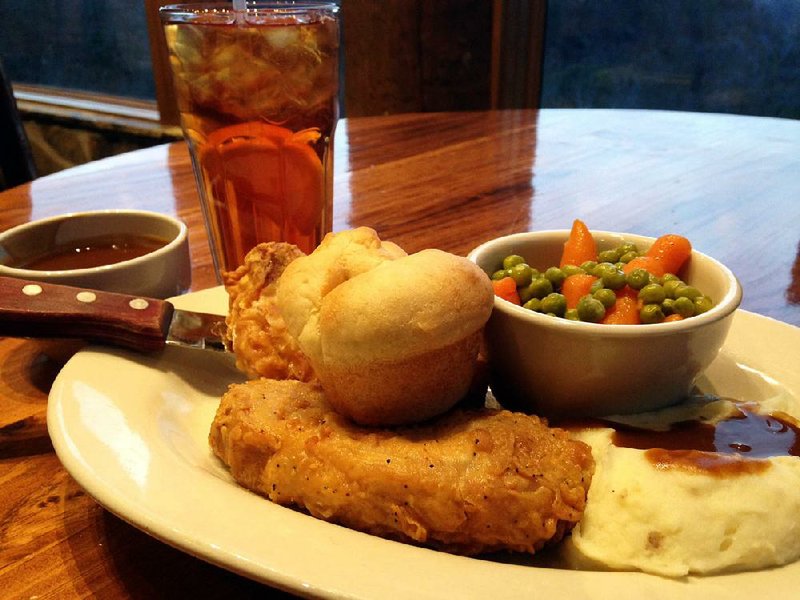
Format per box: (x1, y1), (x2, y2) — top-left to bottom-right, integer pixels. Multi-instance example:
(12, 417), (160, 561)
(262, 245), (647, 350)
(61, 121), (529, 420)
(1, 0), (798, 178)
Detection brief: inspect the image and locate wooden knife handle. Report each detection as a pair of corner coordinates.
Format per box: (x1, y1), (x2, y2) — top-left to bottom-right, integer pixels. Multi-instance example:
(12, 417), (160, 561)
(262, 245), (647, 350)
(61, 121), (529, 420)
(0, 276), (174, 352)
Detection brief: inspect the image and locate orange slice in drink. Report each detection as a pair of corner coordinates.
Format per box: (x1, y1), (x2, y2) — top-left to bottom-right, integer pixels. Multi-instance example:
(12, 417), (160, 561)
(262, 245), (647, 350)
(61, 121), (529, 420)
(199, 121), (324, 262)
(280, 128), (324, 233)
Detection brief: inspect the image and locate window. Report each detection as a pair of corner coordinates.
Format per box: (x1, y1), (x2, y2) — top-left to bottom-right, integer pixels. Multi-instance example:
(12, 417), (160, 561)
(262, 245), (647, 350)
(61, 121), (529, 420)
(0, 0), (156, 100)
(542, 0), (800, 119)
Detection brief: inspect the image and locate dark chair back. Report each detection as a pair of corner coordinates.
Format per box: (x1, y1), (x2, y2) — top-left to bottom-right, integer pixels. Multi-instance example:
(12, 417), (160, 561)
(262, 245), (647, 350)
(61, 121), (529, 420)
(0, 57), (37, 191)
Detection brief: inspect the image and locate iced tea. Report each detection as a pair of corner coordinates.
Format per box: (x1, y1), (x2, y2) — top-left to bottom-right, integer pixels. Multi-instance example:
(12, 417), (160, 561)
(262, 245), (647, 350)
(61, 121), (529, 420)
(161, 3), (339, 275)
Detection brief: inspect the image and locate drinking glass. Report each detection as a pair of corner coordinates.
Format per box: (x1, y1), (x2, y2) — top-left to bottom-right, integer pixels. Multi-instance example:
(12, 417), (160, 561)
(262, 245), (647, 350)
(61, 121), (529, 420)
(160, 2), (340, 278)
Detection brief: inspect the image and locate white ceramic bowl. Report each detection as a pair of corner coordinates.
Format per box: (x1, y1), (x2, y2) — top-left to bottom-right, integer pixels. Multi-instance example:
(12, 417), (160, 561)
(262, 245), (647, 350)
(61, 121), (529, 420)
(468, 230), (742, 419)
(0, 210), (191, 299)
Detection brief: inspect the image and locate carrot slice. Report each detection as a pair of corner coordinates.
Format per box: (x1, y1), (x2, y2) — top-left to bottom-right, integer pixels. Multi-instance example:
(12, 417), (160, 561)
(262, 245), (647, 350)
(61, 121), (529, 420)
(562, 273), (598, 309)
(622, 255), (663, 276)
(646, 234), (692, 276)
(560, 219), (597, 268)
(622, 235), (692, 278)
(664, 313), (685, 323)
(602, 287), (641, 324)
(492, 277), (521, 305)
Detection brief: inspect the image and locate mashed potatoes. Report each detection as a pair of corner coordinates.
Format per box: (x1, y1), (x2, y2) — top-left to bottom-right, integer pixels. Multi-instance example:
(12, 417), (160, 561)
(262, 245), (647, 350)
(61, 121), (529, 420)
(562, 394), (800, 577)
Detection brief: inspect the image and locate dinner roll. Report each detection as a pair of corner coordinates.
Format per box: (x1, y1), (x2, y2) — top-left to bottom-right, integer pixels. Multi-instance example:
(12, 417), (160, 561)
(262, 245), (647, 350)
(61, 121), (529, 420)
(277, 227), (407, 366)
(276, 228), (494, 425)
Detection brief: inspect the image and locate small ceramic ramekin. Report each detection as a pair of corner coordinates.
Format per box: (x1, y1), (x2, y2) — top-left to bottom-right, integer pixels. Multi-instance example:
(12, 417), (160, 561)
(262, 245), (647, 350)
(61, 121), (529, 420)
(468, 230), (742, 418)
(0, 210), (191, 299)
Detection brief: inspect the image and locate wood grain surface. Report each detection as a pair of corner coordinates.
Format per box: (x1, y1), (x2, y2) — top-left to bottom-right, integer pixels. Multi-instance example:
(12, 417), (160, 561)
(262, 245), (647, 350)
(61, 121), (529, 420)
(0, 109), (798, 598)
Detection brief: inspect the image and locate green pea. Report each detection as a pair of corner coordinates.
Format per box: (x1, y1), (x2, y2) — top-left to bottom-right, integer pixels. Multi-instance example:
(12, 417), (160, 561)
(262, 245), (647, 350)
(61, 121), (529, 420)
(593, 288), (617, 308)
(562, 264), (584, 278)
(598, 248), (622, 263)
(519, 279), (539, 303)
(639, 283), (666, 304)
(662, 273), (681, 282)
(580, 260), (598, 273)
(673, 296), (696, 317)
(544, 266), (566, 288)
(491, 269), (508, 281)
(640, 304), (665, 324)
(619, 250), (639, 264)
(601, 267), (626, 290)
(648, 274), (664, 286)
(523, 297), (542, 312)
(522, 277), (553, 300)
(508, 263), (534, 287)
(577, 295), (606, 323)
(590, 278), (605, 294)
(541, 292), (567, 316)
(626, 268), (651, 290)
(694, 296), (714, 314)
(618, 242), (639, 255)
(675, 285), (702, 300)
(565, 308), (580, 321)
(502, 254), (526, 270)
(663, 279), (684, 299)
(591, 262), (616, 277)
(661, 297), (676, 315)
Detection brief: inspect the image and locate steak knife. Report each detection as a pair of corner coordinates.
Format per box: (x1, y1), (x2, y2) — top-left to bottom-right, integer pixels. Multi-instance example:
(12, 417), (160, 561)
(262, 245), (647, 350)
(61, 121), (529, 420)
(0, 276), (227, 352)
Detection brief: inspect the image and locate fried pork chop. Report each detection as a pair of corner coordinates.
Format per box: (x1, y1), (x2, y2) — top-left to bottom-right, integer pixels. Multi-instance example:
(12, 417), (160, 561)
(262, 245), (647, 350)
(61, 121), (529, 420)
(209, 378), (594, 555)
(222, 242), (315, 382)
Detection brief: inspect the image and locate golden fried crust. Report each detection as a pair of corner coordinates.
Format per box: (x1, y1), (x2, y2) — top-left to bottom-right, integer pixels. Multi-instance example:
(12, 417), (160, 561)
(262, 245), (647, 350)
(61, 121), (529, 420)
(222, 243), (316, 381)
(209, 379), (595, 555)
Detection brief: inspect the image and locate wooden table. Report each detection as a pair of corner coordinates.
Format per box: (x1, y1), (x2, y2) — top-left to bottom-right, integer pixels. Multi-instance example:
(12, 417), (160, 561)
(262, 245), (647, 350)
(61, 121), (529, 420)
(1, 109), (798, 598)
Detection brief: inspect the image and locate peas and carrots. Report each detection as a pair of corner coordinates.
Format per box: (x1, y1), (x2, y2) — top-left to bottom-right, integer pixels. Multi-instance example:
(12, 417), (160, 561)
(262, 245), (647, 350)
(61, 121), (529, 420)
(490, 220), (715, 324)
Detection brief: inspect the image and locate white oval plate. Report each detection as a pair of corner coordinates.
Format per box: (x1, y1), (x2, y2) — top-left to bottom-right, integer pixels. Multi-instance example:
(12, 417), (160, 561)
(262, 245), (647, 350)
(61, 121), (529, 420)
(47, 287), (800, 599)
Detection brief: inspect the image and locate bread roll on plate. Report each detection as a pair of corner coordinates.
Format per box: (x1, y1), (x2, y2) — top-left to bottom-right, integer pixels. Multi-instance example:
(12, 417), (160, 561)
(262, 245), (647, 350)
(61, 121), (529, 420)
(277, 228), (494, 425)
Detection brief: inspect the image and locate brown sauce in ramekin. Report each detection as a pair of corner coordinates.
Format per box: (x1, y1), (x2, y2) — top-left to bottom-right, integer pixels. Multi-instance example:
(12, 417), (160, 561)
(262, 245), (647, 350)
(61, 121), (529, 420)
(8, 234), (168, 270)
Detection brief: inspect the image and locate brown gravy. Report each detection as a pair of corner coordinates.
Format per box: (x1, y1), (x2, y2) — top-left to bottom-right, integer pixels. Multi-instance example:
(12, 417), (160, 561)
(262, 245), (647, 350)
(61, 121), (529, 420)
(8, 234), (168, 270)
(566, 401), (800, 476)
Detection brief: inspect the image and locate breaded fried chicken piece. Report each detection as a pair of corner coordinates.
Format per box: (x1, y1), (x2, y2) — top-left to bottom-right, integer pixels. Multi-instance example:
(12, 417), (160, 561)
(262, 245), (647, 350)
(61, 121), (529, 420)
(209, 379), (594, 555)
(222, 242), (315, 382)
